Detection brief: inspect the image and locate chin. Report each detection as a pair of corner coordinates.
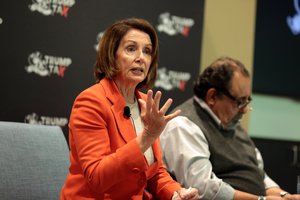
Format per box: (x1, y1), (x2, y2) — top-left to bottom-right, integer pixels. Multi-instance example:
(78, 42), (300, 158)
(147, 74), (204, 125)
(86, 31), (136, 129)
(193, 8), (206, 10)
(132, 76), (145, 83)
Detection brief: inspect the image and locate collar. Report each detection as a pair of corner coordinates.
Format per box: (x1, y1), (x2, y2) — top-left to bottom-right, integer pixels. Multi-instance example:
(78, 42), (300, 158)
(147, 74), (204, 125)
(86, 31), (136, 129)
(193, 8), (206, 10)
(99, 78), (143, 106)
(193, 95), (225, 130)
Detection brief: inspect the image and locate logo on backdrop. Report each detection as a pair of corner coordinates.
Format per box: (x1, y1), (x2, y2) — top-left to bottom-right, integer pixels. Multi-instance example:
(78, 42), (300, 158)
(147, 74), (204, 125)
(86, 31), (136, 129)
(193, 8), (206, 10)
(25, 51), (72, 77)
(155, 67), (191, 91)
(25, 112), (68, 127)
(287, 0), (300, 35)
(94, 31), (104, 51)
(28, 0), (75, 17)
(157, 12), (194, 37)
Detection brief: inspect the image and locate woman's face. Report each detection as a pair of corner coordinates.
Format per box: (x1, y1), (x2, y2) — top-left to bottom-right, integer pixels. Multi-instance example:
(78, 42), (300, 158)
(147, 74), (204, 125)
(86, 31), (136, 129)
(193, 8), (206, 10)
(114, 28), (152, 87)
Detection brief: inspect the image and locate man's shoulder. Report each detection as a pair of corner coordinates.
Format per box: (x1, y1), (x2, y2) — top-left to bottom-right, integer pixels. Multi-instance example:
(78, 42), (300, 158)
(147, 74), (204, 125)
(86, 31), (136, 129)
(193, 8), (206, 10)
(172, 97), (195, 112)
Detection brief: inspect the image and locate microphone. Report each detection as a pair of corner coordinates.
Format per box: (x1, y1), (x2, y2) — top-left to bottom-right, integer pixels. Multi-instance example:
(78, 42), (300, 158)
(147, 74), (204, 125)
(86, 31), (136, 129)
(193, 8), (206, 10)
(123, 106), (131, 118)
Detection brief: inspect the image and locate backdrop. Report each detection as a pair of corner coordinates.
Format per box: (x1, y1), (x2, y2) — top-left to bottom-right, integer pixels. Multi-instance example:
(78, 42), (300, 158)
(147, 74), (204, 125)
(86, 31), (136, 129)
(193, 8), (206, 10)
(0, 0), (205, 141)
(253, 0), (300, 99)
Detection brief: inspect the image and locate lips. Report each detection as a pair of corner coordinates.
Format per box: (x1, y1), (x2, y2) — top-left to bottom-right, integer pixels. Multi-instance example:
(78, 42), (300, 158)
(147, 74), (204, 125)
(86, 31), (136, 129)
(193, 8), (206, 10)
(131, 67), (144, 73)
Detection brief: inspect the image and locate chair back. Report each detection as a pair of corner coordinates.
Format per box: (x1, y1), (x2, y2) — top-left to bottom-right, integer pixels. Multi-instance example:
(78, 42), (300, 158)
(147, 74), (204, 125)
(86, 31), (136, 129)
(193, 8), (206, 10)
(0, 121), (69, 200)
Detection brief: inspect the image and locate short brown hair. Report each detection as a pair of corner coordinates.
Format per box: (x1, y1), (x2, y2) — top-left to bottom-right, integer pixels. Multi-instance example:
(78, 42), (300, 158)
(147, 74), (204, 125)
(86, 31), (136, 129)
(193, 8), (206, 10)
(94, 18), (159, 89)
(194, 56), (250, 99)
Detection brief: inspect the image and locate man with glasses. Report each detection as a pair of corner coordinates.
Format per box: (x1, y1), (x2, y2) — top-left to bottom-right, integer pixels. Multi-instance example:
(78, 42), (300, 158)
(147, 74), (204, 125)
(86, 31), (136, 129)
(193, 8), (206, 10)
(160, 57), (300, 200)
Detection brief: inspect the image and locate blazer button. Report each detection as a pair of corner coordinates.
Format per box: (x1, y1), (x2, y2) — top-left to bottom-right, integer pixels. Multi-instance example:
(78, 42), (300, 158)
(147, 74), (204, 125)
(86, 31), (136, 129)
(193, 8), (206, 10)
(132, 168), (140, 173)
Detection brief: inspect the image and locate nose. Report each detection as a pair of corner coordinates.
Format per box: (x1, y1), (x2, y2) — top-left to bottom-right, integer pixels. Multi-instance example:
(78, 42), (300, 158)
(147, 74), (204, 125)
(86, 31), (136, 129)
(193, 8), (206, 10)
(134, 49), (146, 63)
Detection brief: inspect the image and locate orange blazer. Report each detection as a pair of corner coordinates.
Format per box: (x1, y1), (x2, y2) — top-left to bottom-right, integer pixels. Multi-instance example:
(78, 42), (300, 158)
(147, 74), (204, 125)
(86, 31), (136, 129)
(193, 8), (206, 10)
(60, 78), (180, 200)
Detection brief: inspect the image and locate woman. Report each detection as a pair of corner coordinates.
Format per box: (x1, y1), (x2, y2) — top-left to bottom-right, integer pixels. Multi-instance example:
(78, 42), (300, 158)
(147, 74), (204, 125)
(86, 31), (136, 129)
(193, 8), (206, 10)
(60, 18), (199, 200)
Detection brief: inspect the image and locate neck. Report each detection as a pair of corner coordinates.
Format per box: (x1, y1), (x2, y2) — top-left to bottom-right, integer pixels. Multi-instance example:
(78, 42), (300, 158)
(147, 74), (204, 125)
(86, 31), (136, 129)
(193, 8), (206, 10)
(114, 79), (136, 103)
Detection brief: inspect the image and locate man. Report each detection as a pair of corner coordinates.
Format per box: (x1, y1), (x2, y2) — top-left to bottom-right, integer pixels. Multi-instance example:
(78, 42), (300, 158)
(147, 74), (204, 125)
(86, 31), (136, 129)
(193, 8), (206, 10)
(160, 57), (300, 200)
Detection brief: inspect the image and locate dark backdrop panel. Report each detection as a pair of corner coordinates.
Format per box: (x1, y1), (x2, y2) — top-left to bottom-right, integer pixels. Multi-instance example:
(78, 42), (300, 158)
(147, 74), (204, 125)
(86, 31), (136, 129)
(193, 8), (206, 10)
(0, 0), (204, 140)
(253, 0), (300, 99)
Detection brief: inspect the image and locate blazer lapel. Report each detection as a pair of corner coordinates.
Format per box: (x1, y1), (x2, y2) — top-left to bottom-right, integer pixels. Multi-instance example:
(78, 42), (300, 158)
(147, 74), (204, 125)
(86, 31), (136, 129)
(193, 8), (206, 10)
(100, 78), (136, 143)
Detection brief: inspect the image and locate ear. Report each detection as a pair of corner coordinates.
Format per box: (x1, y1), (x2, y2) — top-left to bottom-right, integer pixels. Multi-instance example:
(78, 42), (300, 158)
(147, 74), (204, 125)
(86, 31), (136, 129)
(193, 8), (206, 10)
(205, 88), (217, 107)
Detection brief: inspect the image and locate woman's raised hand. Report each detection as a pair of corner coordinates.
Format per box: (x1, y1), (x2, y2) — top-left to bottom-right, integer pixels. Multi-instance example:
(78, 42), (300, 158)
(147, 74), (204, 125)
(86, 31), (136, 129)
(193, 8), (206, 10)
(137, 90), (181, 151)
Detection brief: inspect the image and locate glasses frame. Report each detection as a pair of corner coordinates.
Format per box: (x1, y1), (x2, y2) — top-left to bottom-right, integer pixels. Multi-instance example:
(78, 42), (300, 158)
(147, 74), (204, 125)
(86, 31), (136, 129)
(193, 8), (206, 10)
(220, 88), (252, 109)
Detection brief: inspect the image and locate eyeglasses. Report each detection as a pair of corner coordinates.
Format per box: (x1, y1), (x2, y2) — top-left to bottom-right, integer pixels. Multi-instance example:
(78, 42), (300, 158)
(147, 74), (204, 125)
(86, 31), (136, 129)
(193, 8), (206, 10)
(221, 89), (252, 109)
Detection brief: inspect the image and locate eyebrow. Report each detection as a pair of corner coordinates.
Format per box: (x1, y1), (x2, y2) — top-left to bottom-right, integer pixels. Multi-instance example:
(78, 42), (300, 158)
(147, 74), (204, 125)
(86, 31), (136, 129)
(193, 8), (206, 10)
(124, 39), (152, 46)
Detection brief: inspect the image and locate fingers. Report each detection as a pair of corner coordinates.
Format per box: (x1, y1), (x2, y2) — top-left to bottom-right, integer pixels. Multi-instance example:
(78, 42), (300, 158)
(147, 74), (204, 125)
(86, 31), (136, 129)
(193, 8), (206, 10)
(153, 90), (161, 110)
(143, 90), (181, 121)
(177, 187), (200, 200)
(165, 109), (181, 121)
(146, 90), (153, 113)
(144, 90), (180, 122)
(153, 90), (172, 115)
(138, 98), (146, 116)
(159, 98), (172, 114)
(146, 90), (166, 114)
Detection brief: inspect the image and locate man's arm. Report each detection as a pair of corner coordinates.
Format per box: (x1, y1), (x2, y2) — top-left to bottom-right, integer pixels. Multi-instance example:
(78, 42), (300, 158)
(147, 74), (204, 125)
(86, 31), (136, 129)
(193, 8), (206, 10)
(234, 190), (283, 200)
(160, 117), (290, 200)
(249, 146), (300, 199)
(160, 116), (235, 200)
(255, 148), (279, 189)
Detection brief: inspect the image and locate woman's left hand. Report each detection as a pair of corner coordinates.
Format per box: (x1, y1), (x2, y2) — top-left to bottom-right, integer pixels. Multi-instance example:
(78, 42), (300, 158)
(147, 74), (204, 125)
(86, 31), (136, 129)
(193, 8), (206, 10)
(172, 187), (200, 200)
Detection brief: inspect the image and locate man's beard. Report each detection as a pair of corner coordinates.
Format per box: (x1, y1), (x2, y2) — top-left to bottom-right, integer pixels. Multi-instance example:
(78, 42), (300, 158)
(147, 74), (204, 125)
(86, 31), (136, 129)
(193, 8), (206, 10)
(226, 112), (243, 130)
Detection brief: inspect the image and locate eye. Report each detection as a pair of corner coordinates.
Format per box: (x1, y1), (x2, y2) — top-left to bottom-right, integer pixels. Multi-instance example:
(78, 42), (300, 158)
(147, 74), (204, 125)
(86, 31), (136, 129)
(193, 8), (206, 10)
(143, 47), (152, 55)
(125, 45), (136, 53)
(237, 100), (245, 106)
(237, 98), (246, 104)
(237, 96), (252, 107)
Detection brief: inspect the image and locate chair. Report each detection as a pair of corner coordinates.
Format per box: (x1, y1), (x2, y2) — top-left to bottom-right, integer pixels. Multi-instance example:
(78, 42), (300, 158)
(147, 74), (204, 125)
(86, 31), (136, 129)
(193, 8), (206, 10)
(0, 121), (69, 200)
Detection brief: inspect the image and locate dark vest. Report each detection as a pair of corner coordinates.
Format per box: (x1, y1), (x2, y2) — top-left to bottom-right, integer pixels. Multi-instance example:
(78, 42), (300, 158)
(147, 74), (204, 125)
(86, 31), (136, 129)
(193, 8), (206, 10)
(175, 98), (266, 195)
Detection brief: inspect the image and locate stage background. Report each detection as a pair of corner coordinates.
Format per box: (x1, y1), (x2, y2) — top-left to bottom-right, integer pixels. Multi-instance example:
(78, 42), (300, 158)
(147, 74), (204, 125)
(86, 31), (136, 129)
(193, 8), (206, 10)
(0, 0), (205, 141)
(253, 0), (300, 99)
(1, 0), (300, 194)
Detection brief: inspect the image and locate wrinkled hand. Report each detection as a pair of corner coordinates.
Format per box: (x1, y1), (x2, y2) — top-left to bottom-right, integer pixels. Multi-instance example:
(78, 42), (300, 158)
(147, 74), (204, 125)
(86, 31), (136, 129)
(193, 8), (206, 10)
(266, 196), (285, 200)
(138, 90), (181, 139)
(283, 193), (300, 200)
(173, 187), (200, 200)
